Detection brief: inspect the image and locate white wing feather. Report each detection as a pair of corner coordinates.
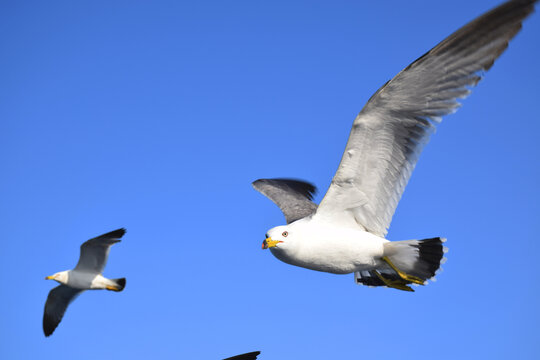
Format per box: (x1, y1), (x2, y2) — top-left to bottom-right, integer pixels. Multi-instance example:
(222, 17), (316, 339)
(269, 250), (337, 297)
(74, 228), (125, 274)
(316, 0), (537, 237)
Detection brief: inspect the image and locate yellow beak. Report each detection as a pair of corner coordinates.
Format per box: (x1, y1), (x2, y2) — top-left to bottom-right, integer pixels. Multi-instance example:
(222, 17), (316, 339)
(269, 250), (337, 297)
(262, 237), (283, 250)
(45, 276), (54, 280)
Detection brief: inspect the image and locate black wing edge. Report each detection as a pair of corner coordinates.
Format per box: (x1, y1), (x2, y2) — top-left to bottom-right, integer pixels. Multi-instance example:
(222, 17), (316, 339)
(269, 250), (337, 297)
(86, 228), (127, 243)
(367, 0), (539, 105)
(43, 285), (83, 337)
(223, 351), (261, 360)
(93, 228), (126, 240)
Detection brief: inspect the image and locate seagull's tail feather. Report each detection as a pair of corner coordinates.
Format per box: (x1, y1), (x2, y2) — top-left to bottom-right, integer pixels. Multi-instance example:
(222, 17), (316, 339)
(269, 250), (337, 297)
(111, 278), (126, 292)
(383, 237), (447, 282)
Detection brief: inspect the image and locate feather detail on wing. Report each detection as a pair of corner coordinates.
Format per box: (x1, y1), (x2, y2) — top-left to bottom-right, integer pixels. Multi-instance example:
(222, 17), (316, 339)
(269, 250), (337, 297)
(316, 0), (537, 237)
(253, 178), (317, 224)
(74, 228), (126, 274)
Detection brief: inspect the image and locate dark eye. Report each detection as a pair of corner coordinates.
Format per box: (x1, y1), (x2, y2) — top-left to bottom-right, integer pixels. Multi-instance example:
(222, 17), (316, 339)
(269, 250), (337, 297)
(282, 231), (288, 237)
(265, 233), (269, 238)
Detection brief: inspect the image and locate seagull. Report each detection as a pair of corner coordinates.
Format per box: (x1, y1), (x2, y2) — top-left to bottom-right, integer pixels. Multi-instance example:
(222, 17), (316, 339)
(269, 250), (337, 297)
(253, 0), (537, 292)
(223, 351), (261, 360)
(43, 228), (127, 336)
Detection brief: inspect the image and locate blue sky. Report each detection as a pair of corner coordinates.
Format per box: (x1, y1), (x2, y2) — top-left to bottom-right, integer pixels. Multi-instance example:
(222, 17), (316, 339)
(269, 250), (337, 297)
(1, 0), (539, 359)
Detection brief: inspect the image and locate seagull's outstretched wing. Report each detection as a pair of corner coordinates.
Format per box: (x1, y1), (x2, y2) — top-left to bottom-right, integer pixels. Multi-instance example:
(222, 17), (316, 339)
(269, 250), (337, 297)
(43, 285), (83, 337)
(74, 228), (126, 273)
(316, 0), (537, 237)
(253, 178), (317, 224)
(223, 351), (261, 360)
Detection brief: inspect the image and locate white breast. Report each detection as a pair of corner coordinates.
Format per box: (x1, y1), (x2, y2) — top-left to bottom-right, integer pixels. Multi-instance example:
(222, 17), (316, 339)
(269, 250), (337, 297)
(270, 218), (388, 274)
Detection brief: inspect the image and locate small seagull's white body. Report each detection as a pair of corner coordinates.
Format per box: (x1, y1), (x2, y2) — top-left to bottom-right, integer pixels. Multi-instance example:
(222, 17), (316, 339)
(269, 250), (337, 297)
(43, 228), (127, 336)
(268, 218), (387, 274)
(60, 270), (120, 290)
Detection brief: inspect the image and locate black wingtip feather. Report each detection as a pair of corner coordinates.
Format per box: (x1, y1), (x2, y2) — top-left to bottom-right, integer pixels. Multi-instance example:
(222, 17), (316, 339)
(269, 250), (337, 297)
(89, 228), (126, 242)
(223, 351), (261, 360)
(103, 228), (126, 239)
(43, 314), (55, 337)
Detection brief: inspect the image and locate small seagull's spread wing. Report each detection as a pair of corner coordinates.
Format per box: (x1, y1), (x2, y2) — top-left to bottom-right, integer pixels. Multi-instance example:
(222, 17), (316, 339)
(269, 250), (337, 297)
(253, 178), (317, 224)
(43, 285), (83, 337)
(317, 0), (538, 237)
(223, 351), (261, 360)
(74, 228), (126, 274)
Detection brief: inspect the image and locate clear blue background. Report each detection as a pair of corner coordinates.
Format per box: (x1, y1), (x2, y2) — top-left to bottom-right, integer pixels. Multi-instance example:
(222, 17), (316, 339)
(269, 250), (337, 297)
(1, 1), (539, 359)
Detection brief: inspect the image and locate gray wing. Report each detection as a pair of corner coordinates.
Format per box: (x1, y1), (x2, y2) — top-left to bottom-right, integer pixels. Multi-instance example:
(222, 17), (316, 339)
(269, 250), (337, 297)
(316, 0), (538, 237)
(253, 178), (317, 224)
(74, 228), (126, 273)
(223, 351), (261, 360)
(43, 285), (84, 337)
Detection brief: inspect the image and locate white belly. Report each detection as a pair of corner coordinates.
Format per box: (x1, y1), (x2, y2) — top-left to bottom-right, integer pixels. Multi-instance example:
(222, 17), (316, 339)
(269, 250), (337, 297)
(269, 221), (387, 274)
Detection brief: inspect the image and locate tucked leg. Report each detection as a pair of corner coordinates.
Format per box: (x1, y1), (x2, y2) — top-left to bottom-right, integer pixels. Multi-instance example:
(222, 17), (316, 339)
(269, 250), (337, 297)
(382, 256), (425, 285)
(373, 270), (414, 292)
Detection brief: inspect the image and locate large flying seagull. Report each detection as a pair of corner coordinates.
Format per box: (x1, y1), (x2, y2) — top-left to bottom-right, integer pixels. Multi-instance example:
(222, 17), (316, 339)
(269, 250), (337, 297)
(254, 0), (537, 291)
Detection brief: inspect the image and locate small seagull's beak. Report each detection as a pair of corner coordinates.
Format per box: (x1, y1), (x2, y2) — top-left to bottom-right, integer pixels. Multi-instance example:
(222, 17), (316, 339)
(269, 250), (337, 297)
(45, 276), (54, 280)
(262, 237), (283, 250)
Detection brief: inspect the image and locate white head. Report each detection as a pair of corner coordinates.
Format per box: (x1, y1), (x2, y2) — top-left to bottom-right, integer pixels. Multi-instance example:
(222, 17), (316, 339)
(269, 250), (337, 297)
(262, 217), (316, 256)
(262, 222), (311, 268)
(263, 218), (311, 249)
(262, 225), (291, 250)
(45, 271), (69, 284)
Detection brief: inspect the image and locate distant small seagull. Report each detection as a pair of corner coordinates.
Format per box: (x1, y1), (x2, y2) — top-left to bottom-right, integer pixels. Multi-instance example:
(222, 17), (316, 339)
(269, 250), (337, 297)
(254, 0), (537, 291)
(223, 351), (261, 360)
(43, 228), (127, 336)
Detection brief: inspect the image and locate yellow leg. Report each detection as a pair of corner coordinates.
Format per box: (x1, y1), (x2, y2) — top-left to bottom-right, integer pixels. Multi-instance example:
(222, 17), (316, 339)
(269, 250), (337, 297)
(373, 271), (414, 292)
(382, 256), (425, 285)
(106, 285), (120, 292)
